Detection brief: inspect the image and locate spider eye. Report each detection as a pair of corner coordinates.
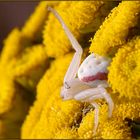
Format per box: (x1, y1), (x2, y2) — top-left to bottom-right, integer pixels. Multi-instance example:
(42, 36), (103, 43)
(64, 82), (70, 89)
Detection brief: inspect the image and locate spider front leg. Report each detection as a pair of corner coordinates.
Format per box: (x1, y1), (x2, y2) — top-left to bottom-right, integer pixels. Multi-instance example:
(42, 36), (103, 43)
(48, 7), (83, 86)
(74, 85), (114, 133)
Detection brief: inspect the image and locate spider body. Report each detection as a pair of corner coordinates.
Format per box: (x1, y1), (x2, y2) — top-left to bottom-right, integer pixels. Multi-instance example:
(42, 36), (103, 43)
(48, 7), (114, 134)
(78, 53), (111, 82)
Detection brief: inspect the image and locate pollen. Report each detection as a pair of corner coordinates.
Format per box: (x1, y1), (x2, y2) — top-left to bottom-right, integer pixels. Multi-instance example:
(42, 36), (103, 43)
(108, 37), (140, 99)
(89, 1), (140, 57)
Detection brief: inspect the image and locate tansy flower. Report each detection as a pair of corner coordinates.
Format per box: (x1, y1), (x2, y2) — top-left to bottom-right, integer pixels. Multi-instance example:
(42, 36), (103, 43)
(21, 47), (89, 138)
(21, 50), (139, 139)
(100, 97), (140, 139)
(101, 117), (131, 139)
(43, 1), (104, 58)
(78, 96), (140, 139)
(0, 28), (32, 114)
(113, 97), (140, 121)
(0, 67), (15, 114)
(13, 44), (48, 91)
(80, 1), (119, 34)
(21, 1), (59, 42)
(21, 53), (84, 139)
(0, 28), (28, 65)
(78, 110), (102, 139)
(26, 88), (82, 139)
(54, 128), (78, 139)
(21, 53), (74, 138)
(89, 1), (140, 57)
(0, 27), (48, 92)
(0, 89), (31, 138)
(1, 1), (140, 139)
(108, 36), (140, 99)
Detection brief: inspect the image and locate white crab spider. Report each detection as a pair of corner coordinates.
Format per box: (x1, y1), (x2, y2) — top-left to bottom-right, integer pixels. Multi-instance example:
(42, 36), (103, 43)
(48, 7), (114, 134)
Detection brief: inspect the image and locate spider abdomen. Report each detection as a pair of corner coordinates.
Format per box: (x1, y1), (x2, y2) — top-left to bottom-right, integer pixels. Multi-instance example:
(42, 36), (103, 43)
(78, 53), (111, 82)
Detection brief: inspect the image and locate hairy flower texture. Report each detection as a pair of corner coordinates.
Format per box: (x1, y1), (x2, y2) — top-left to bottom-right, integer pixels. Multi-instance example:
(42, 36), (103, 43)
(21, 53), (84, 138)
(100, 97), (140, 139)
(21, 48), (139, 139)
(54, 128), (78, 139)
(13, 44), (48, 91)
(0, 89), (30, 138)
(28, 88), (82, 139)
(0, 67), (15, 114)
(21, 53), (73, 137)
(21, 1), (59, 42)
(0, 28), (48, 93)
(0, 28), (28, 65)
(108, 37), (140, 99)
(101, 117), (131, 139)
(43, 1), (104, 58)
(14, 44), (47, 76)
(80, 1), (119, 34)
(21, 49), (140, 139)
(0, 28), (30, 114)
(90, 1), (140, 57)
(78, 110), (101, 139)
(78, 96), (140, 139)
(113, 98), (140, 121)
(0, 27), (47, 115)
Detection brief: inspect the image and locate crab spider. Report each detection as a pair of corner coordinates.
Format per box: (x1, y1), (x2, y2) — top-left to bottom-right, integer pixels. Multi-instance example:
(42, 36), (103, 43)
(48, 7), (114, 134)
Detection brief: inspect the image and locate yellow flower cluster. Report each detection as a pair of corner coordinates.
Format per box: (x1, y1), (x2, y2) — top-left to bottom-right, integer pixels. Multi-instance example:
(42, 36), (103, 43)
(21, 1), (59, 42)
(89, 1), (140, 57)
(108, 37), (140, 99)
(0, 1), (57, 138)
(0, 1), (140, 139)
(43, 1), (115, 58)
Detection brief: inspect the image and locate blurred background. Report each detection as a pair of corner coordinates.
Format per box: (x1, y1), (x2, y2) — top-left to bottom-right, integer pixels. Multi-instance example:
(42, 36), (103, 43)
(0, 2), (38, 49)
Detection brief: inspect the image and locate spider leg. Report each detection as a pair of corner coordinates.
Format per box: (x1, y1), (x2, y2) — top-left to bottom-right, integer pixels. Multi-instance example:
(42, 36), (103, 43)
(48, 7), (83, 84)
(73, 88), (102, 133)
(74, 88), (102, 100)
(101, 89), (114, 118)
(61, 78), (90, 100)
(91, 102), (99, 134)
(84, 94), (103, 102)
(96, 85), (114, 117)
(73, 86), (114, 133)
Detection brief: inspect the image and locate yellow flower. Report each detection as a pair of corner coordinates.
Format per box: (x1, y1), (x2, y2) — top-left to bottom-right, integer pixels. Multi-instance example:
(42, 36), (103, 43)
(43, 1), (104, 58)
(100, 97), (140, 139)
(0, 67), (15, 114)
(113, 98), (140, 120)
(78, 96), (140, 139)
(28, 88), (82, 139)
(101, 117), (131, 139)
(108, 37), (140, 99)
(1, 1), (140, 139)
(21, 1), (59, 42)
(13, 44), (48, 91)
(21, 53), (74, 138)
(78, 110), (100, 139)
(0, 89), (31, 138)
(21, 53), (84, 139)
(89, 1), (140, 57)
(54, 128), (78, 139)
(0, 28), (28, 65)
